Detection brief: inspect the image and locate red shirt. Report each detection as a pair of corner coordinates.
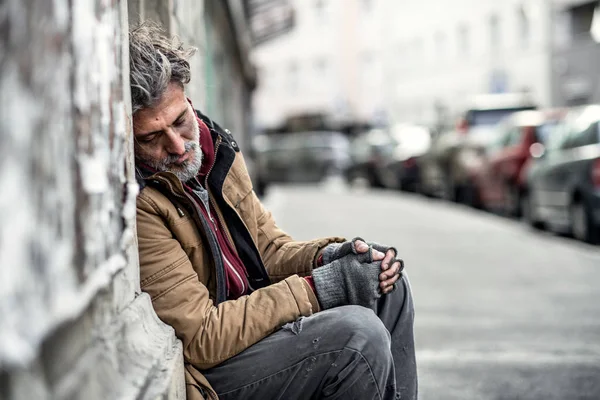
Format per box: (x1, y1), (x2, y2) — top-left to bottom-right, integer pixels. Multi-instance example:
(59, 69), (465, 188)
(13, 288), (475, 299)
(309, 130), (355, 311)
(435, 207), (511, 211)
(178, 116), (249, 300)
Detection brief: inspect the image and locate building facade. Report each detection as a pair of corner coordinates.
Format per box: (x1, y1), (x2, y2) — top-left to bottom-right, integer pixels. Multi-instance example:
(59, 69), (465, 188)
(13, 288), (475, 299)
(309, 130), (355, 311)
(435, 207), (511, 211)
(551, 0), (600, 106)
(380, 0), (555, 127)
(251, 0), (387, 130)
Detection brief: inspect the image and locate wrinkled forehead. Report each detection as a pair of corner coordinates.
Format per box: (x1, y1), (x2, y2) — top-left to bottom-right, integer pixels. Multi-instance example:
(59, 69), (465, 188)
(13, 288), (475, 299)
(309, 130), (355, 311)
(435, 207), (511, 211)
(133, 83), (188, 134)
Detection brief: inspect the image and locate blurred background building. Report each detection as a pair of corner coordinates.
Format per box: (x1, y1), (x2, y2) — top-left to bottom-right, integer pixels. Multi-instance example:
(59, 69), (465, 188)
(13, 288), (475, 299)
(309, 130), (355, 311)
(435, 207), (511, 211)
(552, 0), (600, 106)
(251, 0), (387, 130)
(381, 0), (554, 129)
(251, 0), (600, 131)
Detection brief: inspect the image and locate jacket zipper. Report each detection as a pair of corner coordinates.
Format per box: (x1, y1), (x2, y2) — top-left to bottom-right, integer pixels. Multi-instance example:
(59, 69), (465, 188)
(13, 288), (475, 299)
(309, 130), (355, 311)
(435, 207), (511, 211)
(204, 138), (244, 261)
(154, 177), (228, 304)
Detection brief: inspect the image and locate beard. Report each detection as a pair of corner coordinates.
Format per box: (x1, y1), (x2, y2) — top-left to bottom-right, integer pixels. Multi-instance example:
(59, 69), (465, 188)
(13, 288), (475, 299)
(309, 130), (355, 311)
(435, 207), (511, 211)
(139, 119), (203, 183)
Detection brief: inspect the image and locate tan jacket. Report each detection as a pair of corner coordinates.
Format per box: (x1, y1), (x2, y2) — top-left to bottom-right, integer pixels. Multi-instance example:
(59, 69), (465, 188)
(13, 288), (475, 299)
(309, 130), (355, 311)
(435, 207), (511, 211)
(136, 122), (344, 399)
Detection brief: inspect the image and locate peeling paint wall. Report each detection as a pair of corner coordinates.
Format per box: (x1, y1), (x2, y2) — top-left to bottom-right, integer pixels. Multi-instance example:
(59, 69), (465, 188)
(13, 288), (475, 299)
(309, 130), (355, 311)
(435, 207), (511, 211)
(0, 0), (184, 398)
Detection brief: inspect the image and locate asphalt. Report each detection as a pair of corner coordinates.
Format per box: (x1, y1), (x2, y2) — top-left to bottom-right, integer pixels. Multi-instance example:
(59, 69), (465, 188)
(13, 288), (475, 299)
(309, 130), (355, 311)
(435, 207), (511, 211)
(262, 179), (600, 400)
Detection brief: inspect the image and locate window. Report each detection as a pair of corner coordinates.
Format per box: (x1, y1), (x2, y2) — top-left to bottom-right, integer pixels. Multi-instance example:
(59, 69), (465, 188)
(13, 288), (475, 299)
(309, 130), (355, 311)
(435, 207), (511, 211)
(457, 24), (469, 57)
(314, 0), (326, 23)
(315, 57), (329, 79)
(288, 61), (299, 93)
(413, 37), (423, 63)
(489, 13), (501, 54)
(518, 5), (530, 48)
(435, 30), (446, 58)
(569, 1), (596, 38)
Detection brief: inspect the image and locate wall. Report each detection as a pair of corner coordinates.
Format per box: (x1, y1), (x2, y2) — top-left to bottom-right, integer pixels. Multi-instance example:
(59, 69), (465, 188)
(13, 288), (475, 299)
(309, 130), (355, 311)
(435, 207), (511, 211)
(0, 0), (184, 398)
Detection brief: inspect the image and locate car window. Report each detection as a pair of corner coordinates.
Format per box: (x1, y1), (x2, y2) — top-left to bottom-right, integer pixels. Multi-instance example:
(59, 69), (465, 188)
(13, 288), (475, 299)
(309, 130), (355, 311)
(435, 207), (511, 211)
(506, 127), (522, 146)
(545, 121), (572, 151)
(568, 121), (599, 148)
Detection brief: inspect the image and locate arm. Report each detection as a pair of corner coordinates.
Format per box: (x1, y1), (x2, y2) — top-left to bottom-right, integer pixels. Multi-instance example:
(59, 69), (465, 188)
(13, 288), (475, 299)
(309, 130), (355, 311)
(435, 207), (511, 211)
(137, 195), (319, 370)
(251, 189), (345, 282)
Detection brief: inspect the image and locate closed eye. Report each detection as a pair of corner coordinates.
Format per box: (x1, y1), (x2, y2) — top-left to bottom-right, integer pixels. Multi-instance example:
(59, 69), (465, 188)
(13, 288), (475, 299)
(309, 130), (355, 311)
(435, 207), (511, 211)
(139, 133), (159, 143)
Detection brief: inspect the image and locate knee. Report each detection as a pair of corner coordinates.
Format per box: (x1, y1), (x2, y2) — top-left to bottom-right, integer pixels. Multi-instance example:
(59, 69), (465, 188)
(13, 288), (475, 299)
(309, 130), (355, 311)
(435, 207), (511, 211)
(327, 306), (391, 353)
(393, 273), (415, 317)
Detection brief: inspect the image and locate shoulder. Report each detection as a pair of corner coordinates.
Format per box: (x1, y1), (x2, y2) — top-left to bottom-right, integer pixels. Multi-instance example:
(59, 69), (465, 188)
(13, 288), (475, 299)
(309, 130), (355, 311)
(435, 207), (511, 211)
(194, 109), (241, 153)
(136, 185), (181, 224)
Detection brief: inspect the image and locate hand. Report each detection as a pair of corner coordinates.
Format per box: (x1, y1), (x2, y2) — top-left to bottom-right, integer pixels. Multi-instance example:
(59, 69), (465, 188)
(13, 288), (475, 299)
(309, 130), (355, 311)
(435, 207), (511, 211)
(353, 239), (403, 295)
(312, 251), (381, 310)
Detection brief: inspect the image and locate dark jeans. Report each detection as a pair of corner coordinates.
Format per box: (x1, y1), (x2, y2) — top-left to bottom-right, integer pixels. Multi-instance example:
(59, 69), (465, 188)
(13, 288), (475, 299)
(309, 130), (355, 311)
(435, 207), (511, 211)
(203, 274), (417, 399)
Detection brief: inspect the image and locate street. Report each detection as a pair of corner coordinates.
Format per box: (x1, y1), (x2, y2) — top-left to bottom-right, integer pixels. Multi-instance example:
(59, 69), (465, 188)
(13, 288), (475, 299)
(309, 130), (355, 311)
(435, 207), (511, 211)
(262, 181), (600, 400)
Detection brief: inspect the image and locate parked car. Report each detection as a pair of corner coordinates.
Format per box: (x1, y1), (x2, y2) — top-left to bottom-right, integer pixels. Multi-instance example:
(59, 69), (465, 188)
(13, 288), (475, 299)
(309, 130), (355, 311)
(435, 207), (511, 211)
(468, 109), (565, 215)
(345, 128), (395, 188)
(523, 104), (600, 244)
(253, 130), (350, 194)
(419, 93), (536, 201)
(373, 124), (432, 191)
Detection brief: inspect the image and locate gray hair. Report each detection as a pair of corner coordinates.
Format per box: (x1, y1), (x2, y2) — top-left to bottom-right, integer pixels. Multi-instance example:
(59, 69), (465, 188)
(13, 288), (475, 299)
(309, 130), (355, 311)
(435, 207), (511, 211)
(129, 21), (197, 114)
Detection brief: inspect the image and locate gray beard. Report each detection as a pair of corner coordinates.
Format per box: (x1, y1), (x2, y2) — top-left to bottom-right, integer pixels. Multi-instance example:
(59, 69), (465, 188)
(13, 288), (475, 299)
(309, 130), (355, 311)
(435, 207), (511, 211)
(144, 121), (203, 182)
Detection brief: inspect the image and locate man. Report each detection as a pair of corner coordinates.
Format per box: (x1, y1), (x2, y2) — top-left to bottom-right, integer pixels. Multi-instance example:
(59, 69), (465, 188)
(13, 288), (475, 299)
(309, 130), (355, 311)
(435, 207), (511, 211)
(131, 22), (417, 400)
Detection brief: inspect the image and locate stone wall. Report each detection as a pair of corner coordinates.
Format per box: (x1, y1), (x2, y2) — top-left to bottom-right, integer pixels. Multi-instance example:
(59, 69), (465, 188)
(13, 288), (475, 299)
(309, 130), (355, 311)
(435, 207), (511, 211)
(0, 0), (184, 398)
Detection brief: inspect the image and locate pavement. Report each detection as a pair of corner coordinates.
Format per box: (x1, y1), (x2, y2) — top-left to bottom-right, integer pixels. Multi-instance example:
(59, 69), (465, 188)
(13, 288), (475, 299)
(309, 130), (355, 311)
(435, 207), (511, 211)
(261, 179), (600, 400)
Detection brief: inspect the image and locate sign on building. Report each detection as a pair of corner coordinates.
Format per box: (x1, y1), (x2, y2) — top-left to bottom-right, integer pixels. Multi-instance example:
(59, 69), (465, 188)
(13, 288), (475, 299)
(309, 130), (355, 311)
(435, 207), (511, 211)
(247, 0), (295, 46)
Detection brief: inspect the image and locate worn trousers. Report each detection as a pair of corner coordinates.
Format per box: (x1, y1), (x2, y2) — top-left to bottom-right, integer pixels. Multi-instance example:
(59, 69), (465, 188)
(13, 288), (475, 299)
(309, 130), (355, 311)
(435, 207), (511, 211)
(203, 274), (417, 400)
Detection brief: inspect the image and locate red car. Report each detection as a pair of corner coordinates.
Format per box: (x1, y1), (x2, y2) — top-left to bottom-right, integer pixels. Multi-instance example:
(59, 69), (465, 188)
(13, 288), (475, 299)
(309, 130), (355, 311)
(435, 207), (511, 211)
(469, 110), (565, 216)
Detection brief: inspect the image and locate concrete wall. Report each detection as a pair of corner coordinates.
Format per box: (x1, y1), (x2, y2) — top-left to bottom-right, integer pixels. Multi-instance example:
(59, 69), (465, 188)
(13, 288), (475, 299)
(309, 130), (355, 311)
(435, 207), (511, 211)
(0, 0), (184, 398)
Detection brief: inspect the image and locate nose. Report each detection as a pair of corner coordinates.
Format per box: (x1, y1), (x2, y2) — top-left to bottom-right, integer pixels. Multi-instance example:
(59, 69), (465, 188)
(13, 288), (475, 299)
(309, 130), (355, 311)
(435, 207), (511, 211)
(164, 128), (186, 155)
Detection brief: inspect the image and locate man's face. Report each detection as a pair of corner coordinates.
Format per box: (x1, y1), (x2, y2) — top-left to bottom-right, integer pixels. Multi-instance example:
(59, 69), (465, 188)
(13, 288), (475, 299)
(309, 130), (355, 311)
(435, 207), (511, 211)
(133, 82), (202, 182)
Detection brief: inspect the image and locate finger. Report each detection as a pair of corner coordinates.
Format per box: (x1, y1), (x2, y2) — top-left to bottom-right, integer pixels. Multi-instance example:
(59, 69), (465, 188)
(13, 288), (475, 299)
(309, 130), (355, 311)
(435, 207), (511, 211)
(353, 240), (369, 253)
(380, 260), (401, 280)
(380, 273), (400, 292)
(380, 250), (395, 270)
(371, 249), (386, 261)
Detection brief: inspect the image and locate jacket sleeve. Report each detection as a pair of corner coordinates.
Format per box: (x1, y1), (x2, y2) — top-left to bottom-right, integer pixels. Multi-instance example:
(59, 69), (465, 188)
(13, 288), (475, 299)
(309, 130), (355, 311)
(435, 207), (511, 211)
(136, 194), (320, 370)
(250, 190), (346, 282)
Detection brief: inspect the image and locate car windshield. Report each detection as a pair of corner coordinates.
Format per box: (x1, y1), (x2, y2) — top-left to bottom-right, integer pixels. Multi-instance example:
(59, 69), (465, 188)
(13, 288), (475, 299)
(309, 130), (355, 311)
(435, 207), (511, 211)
(470, 108), (534, 127)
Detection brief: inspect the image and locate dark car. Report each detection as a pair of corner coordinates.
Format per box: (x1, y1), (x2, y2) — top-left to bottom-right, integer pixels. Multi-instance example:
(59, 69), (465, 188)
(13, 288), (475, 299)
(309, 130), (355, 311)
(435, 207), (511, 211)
(252, 130), (350, 194)
(523, 105), (600, 243)
(344, 128), (395, 188)
(419, 93), (536, 201)
(373, 124), (432, 191)
(468, 110), (564, 215)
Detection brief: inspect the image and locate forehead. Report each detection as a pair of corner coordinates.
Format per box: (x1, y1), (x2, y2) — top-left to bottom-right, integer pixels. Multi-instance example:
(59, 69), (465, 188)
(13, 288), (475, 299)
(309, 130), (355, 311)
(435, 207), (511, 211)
(133, 83), (187, 134)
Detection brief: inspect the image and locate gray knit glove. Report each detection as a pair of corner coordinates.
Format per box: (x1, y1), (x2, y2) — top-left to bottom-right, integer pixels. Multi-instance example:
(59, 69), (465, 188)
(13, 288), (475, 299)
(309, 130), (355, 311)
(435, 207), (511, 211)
(312, 250), (382, 310)
(322, 237), (404, 275)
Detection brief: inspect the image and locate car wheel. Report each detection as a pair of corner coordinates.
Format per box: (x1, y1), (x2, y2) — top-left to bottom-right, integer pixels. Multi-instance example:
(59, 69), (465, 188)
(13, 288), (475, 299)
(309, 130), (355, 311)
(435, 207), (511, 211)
(522, 191), (544, 230)
(441, 177), (457, 202)
(462, 183), (480, 208)
(570, 200), (599, 244)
